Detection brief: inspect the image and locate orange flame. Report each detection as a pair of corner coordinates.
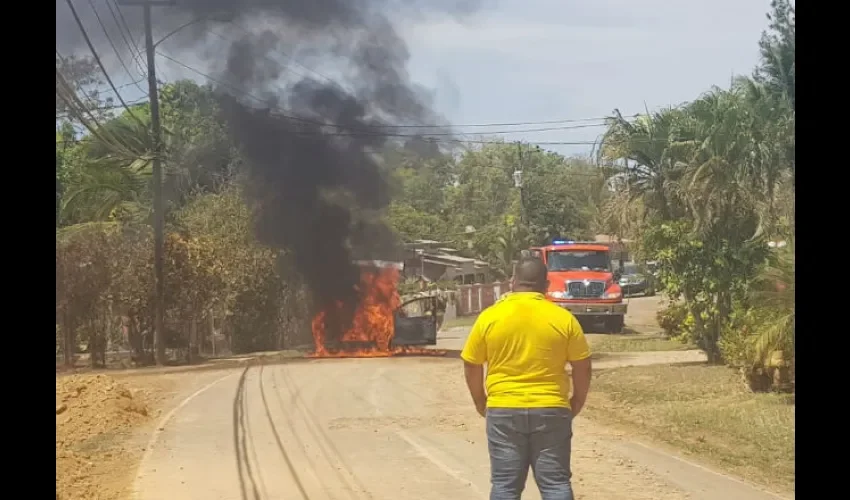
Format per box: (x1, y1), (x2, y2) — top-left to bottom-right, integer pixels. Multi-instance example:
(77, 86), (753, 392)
(310, 265), (445, 358)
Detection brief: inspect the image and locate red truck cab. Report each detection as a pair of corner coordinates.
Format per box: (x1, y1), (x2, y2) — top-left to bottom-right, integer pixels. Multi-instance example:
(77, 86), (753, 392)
(527, 240), (627, 333)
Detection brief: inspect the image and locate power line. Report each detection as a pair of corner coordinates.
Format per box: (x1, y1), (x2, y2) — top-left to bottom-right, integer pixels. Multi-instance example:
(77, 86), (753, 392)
(226, 20), (355, 94)
(156, 53), (617, 142)
(64, 0), (145, 126)
(86, 0), (147, 95)
(111, 0), (146, 69)
(105, 0), (148, 77)
(55, 96), (149, 119)
(54, 51), (647, 148)
(172, 24), (633, 130)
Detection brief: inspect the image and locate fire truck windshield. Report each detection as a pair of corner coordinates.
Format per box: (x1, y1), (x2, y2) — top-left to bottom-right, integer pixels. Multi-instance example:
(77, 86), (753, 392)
(547, 250), (610, 272)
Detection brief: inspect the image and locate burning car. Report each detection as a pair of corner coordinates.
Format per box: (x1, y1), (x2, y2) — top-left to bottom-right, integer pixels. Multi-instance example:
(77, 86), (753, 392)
(310, 260), (442, 357)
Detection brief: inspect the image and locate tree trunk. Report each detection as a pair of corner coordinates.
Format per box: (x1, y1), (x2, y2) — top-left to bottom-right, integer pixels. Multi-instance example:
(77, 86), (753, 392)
(705, 290), (733, 364)
(63, 312), (75, 368)
(127, 315), (145, 365)
(210, 312), (217, 357)
(90, 318), (98, 369)
(188, 317), (197, 364)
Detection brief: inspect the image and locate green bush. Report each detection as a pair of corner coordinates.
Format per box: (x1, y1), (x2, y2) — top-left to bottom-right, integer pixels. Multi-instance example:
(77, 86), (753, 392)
(656, 302), (689, 338)
(718, 304), (794, 392)
(717, 307), (755, 368)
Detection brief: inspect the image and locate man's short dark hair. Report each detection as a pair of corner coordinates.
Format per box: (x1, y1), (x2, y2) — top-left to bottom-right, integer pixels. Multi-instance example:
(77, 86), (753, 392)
(514, 257), (548, 291)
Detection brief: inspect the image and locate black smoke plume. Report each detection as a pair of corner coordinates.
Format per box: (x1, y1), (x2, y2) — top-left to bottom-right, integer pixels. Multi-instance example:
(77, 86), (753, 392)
(57, 0), (480, 342)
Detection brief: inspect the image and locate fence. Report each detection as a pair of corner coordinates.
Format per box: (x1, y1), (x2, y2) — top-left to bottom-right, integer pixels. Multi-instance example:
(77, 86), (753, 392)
(455, 281), (510, 316)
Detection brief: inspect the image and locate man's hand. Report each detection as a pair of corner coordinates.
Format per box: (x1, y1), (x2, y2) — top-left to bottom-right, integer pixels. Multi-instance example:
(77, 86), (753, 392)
(569, 357), (592, 417)
(475, 399), (487, 417)
(569, 396), (584, 417)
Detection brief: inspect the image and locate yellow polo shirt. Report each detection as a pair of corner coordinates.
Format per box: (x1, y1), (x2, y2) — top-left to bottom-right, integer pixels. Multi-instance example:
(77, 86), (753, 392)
(460, 292), (591, 409)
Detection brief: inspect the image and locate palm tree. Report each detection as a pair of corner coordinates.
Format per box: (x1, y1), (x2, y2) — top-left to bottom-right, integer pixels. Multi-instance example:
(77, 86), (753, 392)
(480, 217), (531, 278)
(597, 107), (688, 221)
(60, 113), (155, 225)
(755, 0), (795, 111)
(676, 87), (763, 240)
(744, 242), (794, 391)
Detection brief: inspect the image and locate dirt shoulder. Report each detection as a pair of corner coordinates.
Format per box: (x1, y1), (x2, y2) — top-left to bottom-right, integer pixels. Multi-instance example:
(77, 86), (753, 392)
(56, 374), (165, 500)
(56, 368), (236, 500)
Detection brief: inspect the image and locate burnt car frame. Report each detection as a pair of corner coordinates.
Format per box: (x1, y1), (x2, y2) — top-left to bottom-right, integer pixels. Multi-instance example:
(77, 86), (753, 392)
(393, 295), (440, 346)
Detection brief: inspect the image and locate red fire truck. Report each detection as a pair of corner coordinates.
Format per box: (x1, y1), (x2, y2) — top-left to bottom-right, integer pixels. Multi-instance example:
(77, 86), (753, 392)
(526, 239), (627, 333)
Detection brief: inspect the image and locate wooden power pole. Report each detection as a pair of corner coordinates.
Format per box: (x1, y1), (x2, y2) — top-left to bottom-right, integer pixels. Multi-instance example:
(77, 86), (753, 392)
(513, 141), (525, 225)
(118, 0), (175, 365)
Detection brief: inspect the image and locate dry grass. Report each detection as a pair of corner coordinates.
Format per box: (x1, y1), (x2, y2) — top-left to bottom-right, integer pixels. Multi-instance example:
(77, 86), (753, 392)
(586, 332), (694, 353)
(585, 364), (795, 493)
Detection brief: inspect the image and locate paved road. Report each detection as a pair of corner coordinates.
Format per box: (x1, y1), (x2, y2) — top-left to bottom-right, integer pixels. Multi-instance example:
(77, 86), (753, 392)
(134, 352), (785, 500)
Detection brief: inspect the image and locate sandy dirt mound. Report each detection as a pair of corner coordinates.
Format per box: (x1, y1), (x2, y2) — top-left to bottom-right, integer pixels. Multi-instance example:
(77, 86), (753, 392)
(56, 374), (152, 500)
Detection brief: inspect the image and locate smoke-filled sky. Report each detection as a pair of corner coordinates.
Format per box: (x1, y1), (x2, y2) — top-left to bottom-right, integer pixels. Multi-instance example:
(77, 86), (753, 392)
(57, 0), (488, 340)
(56, 0), (772, 340)
(57, 0), (772, 157)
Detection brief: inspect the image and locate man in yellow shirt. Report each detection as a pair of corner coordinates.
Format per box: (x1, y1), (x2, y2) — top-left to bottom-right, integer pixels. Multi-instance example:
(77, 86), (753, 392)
(461, 257), (592, 500)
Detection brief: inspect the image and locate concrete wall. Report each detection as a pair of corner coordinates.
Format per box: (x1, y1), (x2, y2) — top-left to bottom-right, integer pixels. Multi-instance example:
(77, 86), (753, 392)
(455, 281), (511, 316)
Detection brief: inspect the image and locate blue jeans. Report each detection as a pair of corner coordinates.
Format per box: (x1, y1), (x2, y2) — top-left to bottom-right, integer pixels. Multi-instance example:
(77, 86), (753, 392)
(486, 407), (574, 500)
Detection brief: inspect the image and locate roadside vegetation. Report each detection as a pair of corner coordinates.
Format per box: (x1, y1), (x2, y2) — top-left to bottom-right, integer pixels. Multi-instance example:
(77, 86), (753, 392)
(598, 0), (794, 392)
(586, 364), (795, 493)
(583, 4), (795, 488)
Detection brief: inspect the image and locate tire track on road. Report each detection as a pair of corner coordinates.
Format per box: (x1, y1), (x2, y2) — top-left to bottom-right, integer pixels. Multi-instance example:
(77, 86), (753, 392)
(257, 363), (311, 499)
(233, 366), (262, 500)
(274, 361), (373, 499)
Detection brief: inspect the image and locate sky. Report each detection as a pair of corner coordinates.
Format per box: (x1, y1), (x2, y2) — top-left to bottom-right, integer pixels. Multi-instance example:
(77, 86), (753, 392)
(61, 0), (773, 157)
(397, 0), (773, 156)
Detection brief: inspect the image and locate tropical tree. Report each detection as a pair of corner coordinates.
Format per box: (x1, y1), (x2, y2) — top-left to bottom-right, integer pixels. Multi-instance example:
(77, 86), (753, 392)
(755, 0), (795, 111)
(59, 110), (154, 225)
(597, 107), (689, 222)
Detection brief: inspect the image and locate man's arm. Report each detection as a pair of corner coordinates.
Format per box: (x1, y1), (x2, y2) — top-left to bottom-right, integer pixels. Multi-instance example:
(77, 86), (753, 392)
(568, 357), (592, 416)
(464, 362), (487, 417)
(460, 315), (489, 417)
(564, 314), (592, 416)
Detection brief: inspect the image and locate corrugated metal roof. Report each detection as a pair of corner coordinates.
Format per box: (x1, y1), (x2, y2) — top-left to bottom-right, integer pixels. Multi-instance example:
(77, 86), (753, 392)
(422, 253), (475, 264)
(353, 260), (403, 269)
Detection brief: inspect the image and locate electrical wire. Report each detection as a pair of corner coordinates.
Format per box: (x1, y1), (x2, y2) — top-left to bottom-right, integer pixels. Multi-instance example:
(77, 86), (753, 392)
(225, 19), (355, 95)
(156, 52), (620, 143)
(86, 0), (147, 95)
(55, 43), (652, 149)
(55, 96), (149, 120)
(186, 22), (635, 130)
(64, 0), (145, 127)
(105, 0), (148, 78)
(110, 0), (146, 70)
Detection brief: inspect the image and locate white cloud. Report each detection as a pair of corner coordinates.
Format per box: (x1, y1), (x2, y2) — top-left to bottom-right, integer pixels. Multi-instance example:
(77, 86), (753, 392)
(401, 0), (773, 155)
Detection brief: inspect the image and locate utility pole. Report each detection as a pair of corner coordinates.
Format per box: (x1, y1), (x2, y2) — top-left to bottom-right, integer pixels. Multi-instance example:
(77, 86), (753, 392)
(119, 0), (175, 365)
(513, 141), (525, 225)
